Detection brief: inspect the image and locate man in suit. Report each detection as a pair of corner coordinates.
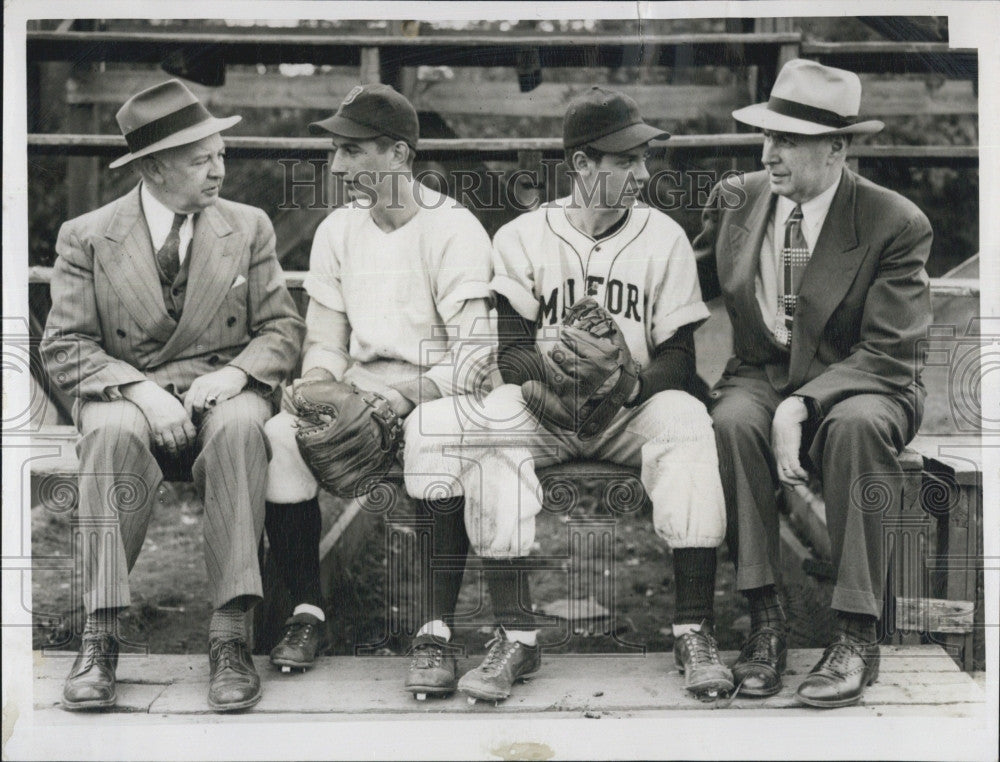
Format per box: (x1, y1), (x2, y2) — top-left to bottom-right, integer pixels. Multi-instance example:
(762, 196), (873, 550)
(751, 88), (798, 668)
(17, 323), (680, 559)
(41, 80), (305, 712)
(694, 59), (932, 707)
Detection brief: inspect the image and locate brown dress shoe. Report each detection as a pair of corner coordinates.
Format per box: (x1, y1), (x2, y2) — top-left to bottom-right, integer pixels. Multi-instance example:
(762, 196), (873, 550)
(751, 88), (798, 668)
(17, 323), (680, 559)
(62, 634), (119, 710)
(208, 637), (261, 712)
(732, 626), (787, 697)
(795, 635), (880, 708)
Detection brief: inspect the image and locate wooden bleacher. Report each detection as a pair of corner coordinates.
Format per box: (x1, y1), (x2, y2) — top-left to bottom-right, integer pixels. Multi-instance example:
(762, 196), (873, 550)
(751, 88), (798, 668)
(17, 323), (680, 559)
(31, 644), (984, 718)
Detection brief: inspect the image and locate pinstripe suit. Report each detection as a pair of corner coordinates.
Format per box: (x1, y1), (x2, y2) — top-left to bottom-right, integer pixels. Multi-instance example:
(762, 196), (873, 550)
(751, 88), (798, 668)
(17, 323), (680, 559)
(41, 185), (305, 612)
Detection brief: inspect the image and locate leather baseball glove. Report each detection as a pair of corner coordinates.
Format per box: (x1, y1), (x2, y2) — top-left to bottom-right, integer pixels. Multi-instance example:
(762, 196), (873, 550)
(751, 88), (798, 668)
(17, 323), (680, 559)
(522, 297), (639, 440)
(293, 379), (404, 499)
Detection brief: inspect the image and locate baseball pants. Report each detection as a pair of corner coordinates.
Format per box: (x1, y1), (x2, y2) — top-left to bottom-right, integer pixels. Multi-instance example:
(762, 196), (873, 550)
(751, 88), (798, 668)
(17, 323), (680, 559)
(404, 383), (727, 559)
(75, 390), (273, 613)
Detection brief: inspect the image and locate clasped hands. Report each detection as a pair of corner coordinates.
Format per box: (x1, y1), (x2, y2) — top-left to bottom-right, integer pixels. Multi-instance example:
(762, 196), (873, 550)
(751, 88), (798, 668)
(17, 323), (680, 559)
(123, 366), (248, 453)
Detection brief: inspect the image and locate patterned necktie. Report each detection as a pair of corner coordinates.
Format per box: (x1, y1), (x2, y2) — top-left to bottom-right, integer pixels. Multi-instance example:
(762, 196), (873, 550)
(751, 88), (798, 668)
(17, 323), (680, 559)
(155, 212), (186, 284)
(775, 204), (809, 348)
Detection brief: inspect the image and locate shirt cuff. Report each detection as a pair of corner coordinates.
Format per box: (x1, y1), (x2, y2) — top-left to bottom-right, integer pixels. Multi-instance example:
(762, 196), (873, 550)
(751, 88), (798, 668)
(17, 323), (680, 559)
(303, 274), (346, 312)
(491, 275), (539, 322)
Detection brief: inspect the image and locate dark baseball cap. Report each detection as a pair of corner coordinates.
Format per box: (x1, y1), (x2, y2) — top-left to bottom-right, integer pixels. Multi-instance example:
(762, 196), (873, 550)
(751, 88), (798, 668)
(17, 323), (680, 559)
(563, 86), (670, 152)
(309, 83), (419, 148)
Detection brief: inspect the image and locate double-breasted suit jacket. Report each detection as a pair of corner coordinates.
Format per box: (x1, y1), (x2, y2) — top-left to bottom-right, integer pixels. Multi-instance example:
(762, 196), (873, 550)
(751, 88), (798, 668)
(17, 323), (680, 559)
(694, 167), (933, 616)
(41, 185), (305, 612)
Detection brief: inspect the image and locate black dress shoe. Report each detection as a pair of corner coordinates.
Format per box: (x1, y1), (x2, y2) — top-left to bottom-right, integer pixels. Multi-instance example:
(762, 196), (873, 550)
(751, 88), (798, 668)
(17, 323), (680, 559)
(795, 634), (880, 708)
(270, 613), (325, 671)
(208, 637), (261, 712)
(62, 634), (119, 710)
(732, 626), (787, 697)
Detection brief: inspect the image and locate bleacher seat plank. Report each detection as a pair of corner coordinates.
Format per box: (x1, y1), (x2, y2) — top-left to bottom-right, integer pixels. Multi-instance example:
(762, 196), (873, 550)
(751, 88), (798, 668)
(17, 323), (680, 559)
(32, 645), (982, 715)
(26, 133), (980, 166)
(26, 31), (801, 69)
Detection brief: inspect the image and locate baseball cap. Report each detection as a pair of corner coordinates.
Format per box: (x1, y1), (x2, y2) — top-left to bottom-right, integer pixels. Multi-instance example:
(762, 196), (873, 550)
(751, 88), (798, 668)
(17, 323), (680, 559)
(309, 83), (419, 148)
(563, 87), (670, 152)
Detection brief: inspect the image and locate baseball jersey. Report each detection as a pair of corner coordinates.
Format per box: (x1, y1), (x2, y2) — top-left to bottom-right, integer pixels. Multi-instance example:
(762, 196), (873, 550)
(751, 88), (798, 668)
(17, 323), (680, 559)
(303, 185), (492, 395)
(491, 196), (709, 366)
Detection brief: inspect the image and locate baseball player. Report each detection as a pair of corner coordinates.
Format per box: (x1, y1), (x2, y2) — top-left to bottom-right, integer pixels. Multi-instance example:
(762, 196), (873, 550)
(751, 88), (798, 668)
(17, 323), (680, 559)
(407, 87), (731, 703)
(260, 85), (493, 681)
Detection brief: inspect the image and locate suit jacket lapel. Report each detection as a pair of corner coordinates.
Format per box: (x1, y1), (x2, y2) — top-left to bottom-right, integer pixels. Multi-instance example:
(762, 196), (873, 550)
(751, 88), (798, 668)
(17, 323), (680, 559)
(98, 185), (176, 343)
(149, 204), (241, 366)
(725, 185), (775, 330)
(789, 169), (870, 385)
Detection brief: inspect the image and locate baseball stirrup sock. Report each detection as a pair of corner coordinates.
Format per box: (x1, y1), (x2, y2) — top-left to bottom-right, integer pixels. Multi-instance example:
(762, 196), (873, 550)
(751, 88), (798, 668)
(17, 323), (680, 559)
(265, 498), (324, 610)
(673, 547), (717, 626)
(483, 558), (536, 630)
(746, 585), (786, 631)
(416, 498), (469, 625)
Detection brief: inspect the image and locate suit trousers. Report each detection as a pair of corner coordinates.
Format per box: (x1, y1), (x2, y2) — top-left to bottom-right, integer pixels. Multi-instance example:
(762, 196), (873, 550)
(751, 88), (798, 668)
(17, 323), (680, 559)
(709, 364), (921, 617)
(75, 390), (273, 613)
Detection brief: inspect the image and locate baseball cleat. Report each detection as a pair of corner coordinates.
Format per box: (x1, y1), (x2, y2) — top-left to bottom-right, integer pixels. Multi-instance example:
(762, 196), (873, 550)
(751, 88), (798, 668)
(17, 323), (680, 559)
(673, 626), (735, 699)
(270, 613), (325, 672)
(404, 634), (459, 699)
(457, 628), (541, 703)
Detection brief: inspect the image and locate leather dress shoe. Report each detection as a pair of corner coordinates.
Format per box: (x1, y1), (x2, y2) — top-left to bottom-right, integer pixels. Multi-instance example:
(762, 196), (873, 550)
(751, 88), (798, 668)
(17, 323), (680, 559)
(732, 626), (787, 697)
(795, 634), (880, 708)
(62, 634), (119, 710)
(208, 637), (261, 712)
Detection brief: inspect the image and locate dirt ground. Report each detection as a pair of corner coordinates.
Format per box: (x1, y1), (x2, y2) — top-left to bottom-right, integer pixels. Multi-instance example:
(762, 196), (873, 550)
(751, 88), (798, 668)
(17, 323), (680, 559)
(31, 478), (835, 658)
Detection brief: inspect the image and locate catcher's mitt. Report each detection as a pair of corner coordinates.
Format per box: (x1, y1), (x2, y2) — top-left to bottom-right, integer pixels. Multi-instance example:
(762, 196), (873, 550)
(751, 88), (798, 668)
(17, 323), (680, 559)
(293, 379), (404, 499)
(522, 297), (638, 440)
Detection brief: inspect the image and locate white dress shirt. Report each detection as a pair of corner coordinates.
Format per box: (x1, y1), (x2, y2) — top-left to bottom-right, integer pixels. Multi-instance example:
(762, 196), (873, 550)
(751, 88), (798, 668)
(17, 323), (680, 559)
(141, 183), (194, 264)
(756, 175), (842, 335)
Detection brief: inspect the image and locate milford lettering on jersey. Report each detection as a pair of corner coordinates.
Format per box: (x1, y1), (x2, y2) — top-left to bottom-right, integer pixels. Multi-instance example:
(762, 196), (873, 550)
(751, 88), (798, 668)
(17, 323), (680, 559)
(539, 277), (643, 325)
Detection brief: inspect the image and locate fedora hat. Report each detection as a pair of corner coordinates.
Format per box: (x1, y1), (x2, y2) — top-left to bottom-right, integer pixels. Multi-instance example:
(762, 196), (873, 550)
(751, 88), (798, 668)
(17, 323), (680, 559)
(732, 59), (884, 136)
(109, 79), (241, 169)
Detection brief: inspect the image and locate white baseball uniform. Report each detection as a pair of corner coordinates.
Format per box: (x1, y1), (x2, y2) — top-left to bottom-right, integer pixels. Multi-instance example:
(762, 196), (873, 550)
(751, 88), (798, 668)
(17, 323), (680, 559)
(406, 196), (726, 557)
(265, 186), (493, 503)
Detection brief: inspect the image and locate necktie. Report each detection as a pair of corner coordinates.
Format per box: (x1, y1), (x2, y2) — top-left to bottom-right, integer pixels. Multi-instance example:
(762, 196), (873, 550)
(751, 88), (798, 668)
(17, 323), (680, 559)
(775, 204), (809, 347)
(156, 213), (185, 284)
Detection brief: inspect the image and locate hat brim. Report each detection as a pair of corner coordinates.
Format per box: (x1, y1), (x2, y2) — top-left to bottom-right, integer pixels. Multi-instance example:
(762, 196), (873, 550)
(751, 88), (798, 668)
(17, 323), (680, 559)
(109, 115), (242, 169)
(584, 122), (671, 153)
(308, 113), (383, 140)
(732, 103), (884, 135)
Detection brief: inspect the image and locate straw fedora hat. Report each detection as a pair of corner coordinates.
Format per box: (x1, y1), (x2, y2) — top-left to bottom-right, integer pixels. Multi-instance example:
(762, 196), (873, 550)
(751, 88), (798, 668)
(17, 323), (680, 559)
(109, 79), (241, 169)
(732, 59), (884, 136)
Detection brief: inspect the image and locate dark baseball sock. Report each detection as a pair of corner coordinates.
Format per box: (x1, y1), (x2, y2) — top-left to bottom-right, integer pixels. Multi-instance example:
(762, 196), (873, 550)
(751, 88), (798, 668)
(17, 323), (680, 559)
(265, 498), (324, 611)
(673, 547), (717, 626)
(483, 558), (536, 630)
(415, 497), (470, 627)
(836, 610), (878, 644)
(745, 585), (786, 631)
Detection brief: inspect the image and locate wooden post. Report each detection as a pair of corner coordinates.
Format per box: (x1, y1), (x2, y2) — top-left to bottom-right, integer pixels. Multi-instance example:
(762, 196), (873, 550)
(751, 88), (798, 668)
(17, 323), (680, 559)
(359, 47), (381, 85)
(64, 21), (101, 217)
